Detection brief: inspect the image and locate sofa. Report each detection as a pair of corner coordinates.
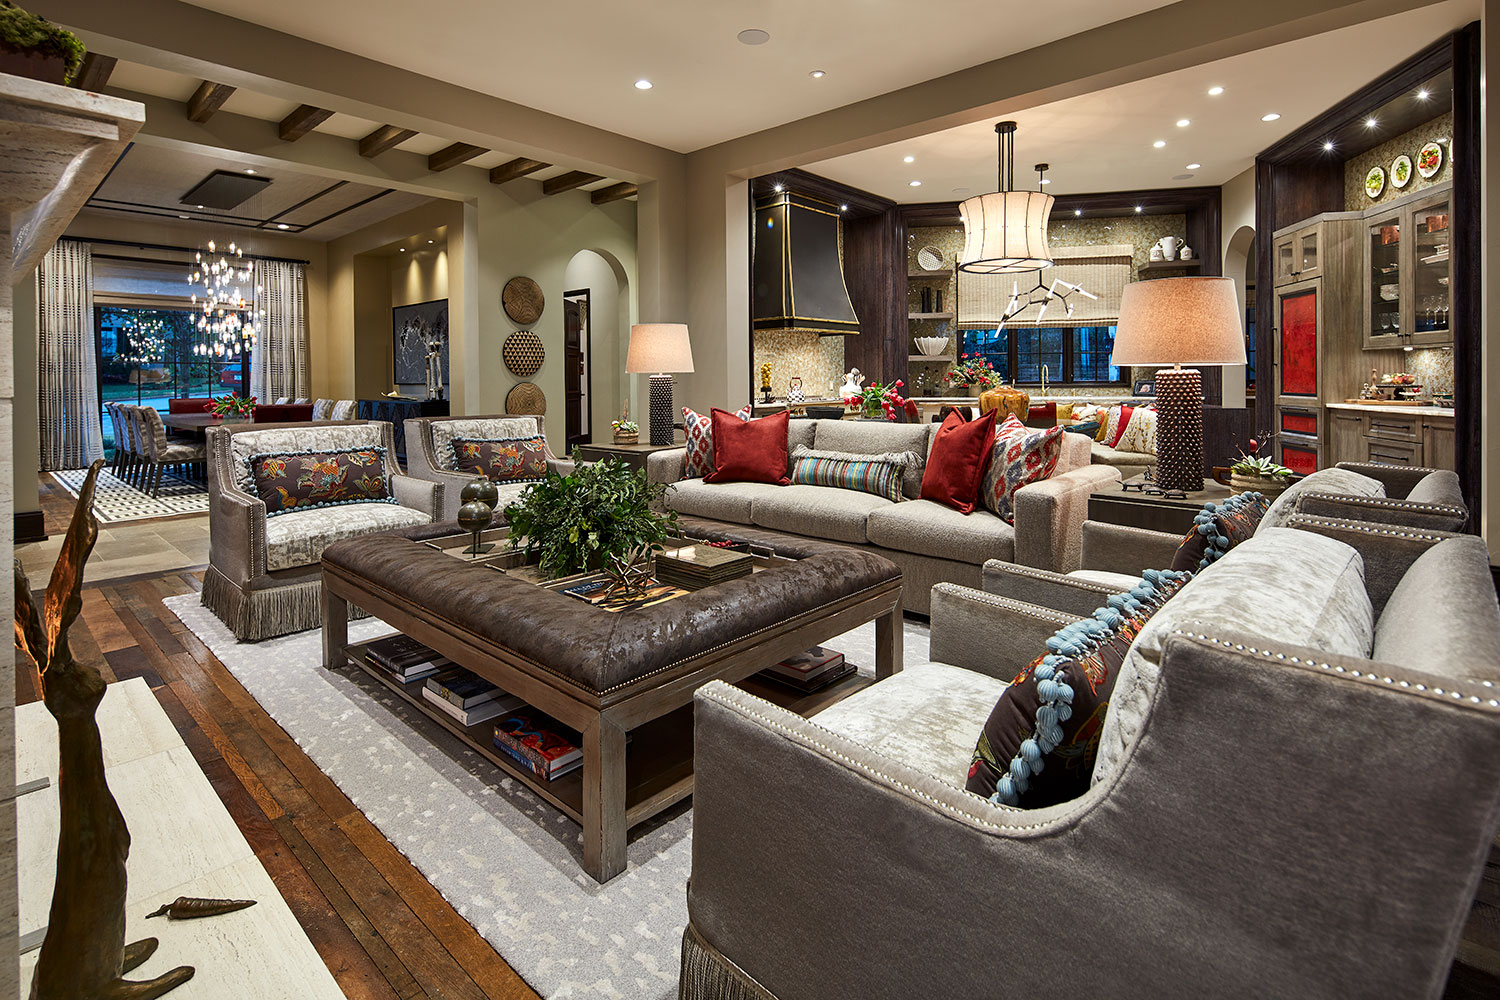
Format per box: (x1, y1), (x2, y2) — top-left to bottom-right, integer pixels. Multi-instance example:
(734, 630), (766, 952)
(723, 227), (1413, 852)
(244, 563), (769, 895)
(403, 414), (573, 521)
(201, 420), (441, 641)
(681, 517), (1500, 999)
(646, 418), (1121, 614)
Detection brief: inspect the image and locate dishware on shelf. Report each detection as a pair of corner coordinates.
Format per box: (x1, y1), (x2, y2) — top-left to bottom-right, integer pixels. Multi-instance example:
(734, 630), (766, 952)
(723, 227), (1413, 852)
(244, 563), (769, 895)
(1416, 140), (1444, 179)
(914, 336), (948, 356)
(1379, 283), (1399, 302)
(916, 246), (945, 271)
(1150, 245), (1164, 261)
(786, 377), (805, 404)
(1390, 154), (1413, 189)
(1364, 166), (1386, 199)
(1379, 225), (1400, 245)
(1425, 213), (1449, 233)
(1179, 245), (1194, 260)
(1154, 236), (1181, 260)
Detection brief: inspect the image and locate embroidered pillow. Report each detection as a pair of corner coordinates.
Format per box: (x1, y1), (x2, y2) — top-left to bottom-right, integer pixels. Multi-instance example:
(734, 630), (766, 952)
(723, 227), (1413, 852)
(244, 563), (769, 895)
(1169, 492), (1271, 573)
(980, 414), (1064, 523)
(1104, 404), (1136, 448)
(450, 435), (549, 482)
(683, 404), (753, 479)
(790, 445), (909, 502)
(966, 568), (1193, 807)
(249, 447), (393, 516)
(1113, 405), (1157, 456)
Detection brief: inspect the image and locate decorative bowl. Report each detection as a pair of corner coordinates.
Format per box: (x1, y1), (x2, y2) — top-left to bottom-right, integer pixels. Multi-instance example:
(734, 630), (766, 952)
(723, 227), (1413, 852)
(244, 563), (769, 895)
(916, 246), (945, 271)
(914, 336), (948, 356)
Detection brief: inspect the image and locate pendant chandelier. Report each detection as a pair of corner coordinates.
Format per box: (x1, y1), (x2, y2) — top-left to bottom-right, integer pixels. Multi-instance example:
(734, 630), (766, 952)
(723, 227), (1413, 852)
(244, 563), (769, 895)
(189, 240), (262, 359)
(957, 121), (1055, 274)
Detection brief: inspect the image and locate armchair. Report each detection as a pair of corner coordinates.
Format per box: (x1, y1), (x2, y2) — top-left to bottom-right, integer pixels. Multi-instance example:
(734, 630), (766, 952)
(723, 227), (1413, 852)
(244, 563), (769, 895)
(201, 420), (441, 641)
(404, 414), (573, 521)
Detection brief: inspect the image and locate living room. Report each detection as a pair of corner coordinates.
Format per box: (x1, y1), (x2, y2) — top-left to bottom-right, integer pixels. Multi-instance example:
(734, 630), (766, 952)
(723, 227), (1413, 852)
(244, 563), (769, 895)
(3, 1), (1499, 999)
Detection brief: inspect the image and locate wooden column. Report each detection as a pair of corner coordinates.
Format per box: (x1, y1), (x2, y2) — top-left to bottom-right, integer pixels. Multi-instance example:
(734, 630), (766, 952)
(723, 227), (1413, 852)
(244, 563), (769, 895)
(841, 207), (907, 386)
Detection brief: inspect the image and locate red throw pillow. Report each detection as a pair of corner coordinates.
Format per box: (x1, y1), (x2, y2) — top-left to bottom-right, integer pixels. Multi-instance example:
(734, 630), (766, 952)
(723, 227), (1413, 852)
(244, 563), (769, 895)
(1107, 404), (1136, 448)
(920, 409), (997, 514)
(705, 408), (790, 485)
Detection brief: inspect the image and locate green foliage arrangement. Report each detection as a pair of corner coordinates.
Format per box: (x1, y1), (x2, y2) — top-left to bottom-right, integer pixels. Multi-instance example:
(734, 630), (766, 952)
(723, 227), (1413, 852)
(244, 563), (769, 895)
(504, 451), (679, 588)
(0, 2), (85, 83)
(1230, 432), (1292, 480)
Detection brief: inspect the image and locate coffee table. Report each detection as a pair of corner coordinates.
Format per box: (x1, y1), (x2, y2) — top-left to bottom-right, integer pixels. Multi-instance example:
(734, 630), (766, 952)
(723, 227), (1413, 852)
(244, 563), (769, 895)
(320, 521), (902, 882)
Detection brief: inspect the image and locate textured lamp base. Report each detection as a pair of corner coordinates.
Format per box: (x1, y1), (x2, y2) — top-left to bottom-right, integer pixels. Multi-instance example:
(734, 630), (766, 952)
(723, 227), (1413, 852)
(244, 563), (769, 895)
(649, 374), (676, 446)
(1153, 367), (1203, 495)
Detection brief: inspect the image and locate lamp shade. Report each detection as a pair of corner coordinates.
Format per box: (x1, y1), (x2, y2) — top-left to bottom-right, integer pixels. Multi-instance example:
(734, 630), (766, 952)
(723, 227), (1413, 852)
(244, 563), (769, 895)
(625, 323), (695, 374)
(1110, 276), (1247, 366)
(957, 190), (1055, 274)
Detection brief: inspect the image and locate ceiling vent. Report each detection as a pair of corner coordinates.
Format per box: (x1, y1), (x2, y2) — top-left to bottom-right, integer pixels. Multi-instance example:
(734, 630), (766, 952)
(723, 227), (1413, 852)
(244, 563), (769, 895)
(753, 191), (860, 336)
(179, 170), (271, 210)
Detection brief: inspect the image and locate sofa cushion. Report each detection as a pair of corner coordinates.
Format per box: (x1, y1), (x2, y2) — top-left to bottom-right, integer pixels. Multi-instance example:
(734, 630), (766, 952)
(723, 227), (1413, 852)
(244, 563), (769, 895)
(1261, 467), (1384, 530)
(1374, 536), (1500, 680)
(750, 484), (892, 544)
(1169, 492), (1271, 573)
(249, 446), (394, 516)
(706, 408), (790, 486)
(813, 662), (1010, 789)
(865, 499), (1014, 565)
(230, 423), (389, 493)
(790, 445), (907, 502)
(1089, 441), (1153, 466)
(811, 419), (930, 499)
(921, 409), (996, 514)
(1093, 527), (1375, 786)
(451, 435), (549, 483)
(683, 404), (752, 479)
(1112, 405), (1157, 457)
(980, 415), (1063, 522)
(969, 569), (1193, 806)
(266, 503), (432, 571)
(665, 478), (783, 524)
(428, 417), (541, 472)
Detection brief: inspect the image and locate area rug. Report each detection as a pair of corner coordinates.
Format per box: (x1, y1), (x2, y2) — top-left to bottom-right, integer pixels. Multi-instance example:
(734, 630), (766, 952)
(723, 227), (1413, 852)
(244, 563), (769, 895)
(162, 592), (930, 999)
(51, 467), (208, 522)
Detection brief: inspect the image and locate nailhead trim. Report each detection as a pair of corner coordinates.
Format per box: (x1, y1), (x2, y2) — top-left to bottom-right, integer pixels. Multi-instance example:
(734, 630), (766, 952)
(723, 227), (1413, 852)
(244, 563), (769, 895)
(988, 564), (1118, 595)
(1288, 515), (1448, 541)
(933, 583), (1080, 626)
(1299, 492), (1466, 515)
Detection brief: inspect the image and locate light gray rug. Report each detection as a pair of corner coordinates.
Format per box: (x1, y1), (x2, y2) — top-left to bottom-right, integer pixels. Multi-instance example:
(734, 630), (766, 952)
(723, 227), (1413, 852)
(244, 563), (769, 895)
(163, 592), (929, 999)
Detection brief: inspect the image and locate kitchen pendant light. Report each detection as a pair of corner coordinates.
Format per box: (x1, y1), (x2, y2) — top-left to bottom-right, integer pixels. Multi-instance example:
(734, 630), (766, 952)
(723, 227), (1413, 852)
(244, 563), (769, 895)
(958, 121), (1055, 274)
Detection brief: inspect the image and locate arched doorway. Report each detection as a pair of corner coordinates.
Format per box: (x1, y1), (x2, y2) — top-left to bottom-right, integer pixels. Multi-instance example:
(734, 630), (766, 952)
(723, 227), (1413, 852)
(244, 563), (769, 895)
(1224, 225), (1257, 407)
(562, 249), (630, 446)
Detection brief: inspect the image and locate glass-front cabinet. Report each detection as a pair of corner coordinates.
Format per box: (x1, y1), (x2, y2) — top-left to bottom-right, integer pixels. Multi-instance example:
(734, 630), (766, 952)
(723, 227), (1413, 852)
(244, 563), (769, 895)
(1363, 183), (1452, 350)
(1409, 190), (1451, 347)
(1364, 208), (1402, 349)
(1274, 225), (1322, 286)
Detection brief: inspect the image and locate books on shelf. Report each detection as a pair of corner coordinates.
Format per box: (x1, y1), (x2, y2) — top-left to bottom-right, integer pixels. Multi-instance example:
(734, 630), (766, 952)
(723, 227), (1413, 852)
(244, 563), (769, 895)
(366, 634), (437, 671)
(425, 667), (503, 710)
(654, 543), (753, 591)
(493, 709), (584, 781)
(758, 646), (853, 693)
(419, 685), (524, 727)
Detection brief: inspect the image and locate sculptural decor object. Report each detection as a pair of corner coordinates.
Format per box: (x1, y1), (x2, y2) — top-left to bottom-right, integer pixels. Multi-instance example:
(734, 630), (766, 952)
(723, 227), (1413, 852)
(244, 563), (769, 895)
(14, 459), (196, 1000)
(145, 897), (257, 921)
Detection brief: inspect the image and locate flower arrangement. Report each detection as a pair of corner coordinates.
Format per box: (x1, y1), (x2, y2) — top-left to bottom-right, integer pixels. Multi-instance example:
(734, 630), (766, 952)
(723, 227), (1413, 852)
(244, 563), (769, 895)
(943, 354), (999, 390)
(611, 419), (639, 435)
(205, 394), (256, 419)
(1230, 433), (1292, 481)
(844, 380), (907, 421)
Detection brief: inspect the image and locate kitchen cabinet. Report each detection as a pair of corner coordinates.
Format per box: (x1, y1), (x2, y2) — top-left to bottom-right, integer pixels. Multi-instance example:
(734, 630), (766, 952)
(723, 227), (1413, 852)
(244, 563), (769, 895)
(1362, 182), (1453, 351)
(1320, 406), (1455, 469)
(1422, 416), (1456, 469)
(1274, 224), (1323, 286)
(1327, 408), (1365, 467)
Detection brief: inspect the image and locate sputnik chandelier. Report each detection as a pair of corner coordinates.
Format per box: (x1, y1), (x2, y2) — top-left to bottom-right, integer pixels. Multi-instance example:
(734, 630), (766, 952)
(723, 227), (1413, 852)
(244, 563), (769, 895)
(189, 240), (262, 358)
(117, 314), (173, 366)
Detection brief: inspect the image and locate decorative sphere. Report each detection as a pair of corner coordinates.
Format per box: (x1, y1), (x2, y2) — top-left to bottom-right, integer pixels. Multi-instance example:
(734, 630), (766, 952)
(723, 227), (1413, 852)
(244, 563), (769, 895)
(459, 477), (487, 505)
(472, 478), (499, 508)
(457, 500), (493, 534)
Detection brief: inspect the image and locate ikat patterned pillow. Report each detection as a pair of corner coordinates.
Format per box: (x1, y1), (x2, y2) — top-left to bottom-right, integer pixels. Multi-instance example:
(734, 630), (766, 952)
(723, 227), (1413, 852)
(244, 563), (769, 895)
(683, 404), (753, 479)
(980, 414), (1064, 523)
(248, 447), (394, 516)
(450, 436), (549, 483)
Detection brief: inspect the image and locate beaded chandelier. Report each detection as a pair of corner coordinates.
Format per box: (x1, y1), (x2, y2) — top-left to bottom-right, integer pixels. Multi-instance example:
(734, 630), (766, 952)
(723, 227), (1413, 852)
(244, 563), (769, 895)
(189, 240), (262, 358)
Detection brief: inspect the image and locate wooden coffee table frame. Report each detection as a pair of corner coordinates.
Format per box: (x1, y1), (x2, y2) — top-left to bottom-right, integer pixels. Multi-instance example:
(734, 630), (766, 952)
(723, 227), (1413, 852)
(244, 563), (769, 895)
(321, 554), (902, 883)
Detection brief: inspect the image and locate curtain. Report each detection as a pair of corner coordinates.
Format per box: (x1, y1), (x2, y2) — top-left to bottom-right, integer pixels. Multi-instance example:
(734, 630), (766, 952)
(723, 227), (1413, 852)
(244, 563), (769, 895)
(38, 240), (103, 470)
(251, 259), (309, 403)
(959, 244), (1133, 328)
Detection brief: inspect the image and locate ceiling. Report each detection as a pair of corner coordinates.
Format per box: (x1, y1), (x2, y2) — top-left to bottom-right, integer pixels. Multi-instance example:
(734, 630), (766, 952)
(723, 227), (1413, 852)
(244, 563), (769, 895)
(803, 0), (1477, 201)
(86, 142), (434, 239)
(172, 0), (1177, 153)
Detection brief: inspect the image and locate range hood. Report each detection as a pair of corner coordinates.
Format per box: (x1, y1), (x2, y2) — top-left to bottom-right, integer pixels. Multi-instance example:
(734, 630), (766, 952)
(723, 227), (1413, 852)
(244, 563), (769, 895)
(753, 191), (860, 336)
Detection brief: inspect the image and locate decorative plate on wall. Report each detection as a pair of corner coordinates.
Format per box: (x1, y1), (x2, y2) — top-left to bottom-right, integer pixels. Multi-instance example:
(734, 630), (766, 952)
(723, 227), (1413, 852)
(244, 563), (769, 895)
(505, 381), (546, 415)
(1416, 141), (1444, 179)
(1364, 165), (1386, 200)
(916, 245), (945, 270)
(503, 330), (545, 377)
(1390, 154), (1413, 189)
(503, 276), (545, 325)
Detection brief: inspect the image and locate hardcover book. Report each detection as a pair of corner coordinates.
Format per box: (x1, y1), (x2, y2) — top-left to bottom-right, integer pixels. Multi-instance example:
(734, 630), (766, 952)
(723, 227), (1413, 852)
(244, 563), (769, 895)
(425, 667), (503, 710)
(420, 685), (523, 727)
(367, 634), (439, 671)
(493, 709), (584, 779)
(559, 579), (687, 613)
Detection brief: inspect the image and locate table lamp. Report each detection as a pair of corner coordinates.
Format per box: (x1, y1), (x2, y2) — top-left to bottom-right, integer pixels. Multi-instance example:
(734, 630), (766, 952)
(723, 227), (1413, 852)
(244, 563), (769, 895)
(626, 323), (695, 446)
(1110, 276), (1246, 495)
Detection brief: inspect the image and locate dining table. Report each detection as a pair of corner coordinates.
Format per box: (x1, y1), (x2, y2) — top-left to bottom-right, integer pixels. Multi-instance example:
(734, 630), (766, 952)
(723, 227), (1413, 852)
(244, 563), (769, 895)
(159, 413), (251, 433)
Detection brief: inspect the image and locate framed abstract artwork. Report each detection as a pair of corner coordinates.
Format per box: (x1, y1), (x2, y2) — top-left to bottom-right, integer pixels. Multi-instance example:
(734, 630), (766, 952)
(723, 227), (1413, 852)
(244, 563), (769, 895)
(393, 298), (449, 386)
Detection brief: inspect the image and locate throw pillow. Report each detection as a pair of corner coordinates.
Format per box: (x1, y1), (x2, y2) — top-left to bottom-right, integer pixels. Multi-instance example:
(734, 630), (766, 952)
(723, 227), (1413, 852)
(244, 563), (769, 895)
(980, 414), (1064, 523)
(248, 446), (394, 516)
(966, 568), (1193, 807)
(920, 409), (997, 514)
(683, 404), (752, 479)
(1169, 492), (1272, 573)
(1065, 420), (1101, 437)
(1094, 408), (1114, 442)
(1025, 402), (1056, 427)
(451, 435), (549, 482)
(1112, 405), (1157, 456)
(790, 445), (909, 502)
(1104, 404), (1136, 448)
(705, 408), (790, 485)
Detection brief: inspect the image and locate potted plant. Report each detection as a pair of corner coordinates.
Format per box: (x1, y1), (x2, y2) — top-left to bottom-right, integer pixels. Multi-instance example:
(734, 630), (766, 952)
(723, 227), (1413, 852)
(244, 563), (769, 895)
(205, 393), (256, 420)
(1223, 433), (1294, 498)
(942, 354), (998, 396)
(611, 419), (639, 445)
(844, 379), (906, 420)
(503, 453), (680, 597)
(0, 2), (84, 85)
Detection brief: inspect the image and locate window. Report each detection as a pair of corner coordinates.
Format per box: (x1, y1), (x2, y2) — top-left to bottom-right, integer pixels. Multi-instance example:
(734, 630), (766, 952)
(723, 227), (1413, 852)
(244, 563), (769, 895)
(960, 326), (1125, 385)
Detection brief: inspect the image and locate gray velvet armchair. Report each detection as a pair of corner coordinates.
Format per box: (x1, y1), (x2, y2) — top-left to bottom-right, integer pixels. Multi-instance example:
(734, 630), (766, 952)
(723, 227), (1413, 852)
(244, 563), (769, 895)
(404, 414), (573, 521)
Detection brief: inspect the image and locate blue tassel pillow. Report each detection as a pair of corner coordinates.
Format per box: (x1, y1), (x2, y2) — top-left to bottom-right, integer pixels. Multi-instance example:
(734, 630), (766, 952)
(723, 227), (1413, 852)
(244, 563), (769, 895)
(1169, 492), (1271, 573)
(966, 569), (1193, 807)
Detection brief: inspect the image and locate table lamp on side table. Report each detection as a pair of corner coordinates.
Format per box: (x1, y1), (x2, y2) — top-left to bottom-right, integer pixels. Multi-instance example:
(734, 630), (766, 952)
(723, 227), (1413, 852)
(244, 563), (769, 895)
(626, 323), (695, 446)
(1110, 276), (1246, 497)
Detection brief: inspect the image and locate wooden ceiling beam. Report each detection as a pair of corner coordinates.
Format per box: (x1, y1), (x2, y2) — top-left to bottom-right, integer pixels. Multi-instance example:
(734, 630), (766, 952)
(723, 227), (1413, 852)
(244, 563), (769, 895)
(73, 52), (116, 91)
(489, 157), (549, 185)
(590, 182), (637, 205)
(359, 124), (418, 157)
(543, 170), (603, 196)
(185, 81), (235, 123)
(278, 104), (333, 141)
(428, 142), (487, 172)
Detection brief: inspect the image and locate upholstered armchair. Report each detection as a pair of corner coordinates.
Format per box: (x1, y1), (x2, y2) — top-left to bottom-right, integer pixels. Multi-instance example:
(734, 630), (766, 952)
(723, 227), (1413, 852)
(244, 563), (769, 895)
(202, 420), (442, 641)
(404, 414), (573, 521)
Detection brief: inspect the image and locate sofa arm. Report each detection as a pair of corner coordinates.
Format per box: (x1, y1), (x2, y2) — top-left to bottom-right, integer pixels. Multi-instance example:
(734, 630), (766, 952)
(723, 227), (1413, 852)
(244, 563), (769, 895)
(547, 456), (576, 477)
(1294, 492), (1468, 533)
(1334, 461), (1442, 499)
(646, 446), (687, 486)
(1079, 520), (1182, 576)
(928, 582), (1081, 680)
(391, 474), (442, 520)
(209, 487), (267, 584)
(981, 561), (1126, 618)
(1011, 464), (1122, 572)
(1287, 514), (1459, 618)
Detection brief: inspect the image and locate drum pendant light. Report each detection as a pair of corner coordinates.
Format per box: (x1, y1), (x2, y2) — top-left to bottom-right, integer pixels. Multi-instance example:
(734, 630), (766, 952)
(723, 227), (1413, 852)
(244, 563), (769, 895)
(958, 122), (1055, 274)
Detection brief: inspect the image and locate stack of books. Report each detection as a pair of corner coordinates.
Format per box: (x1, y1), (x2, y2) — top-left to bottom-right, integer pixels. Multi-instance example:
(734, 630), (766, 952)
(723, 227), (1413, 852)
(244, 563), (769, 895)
(654, 544), (753, 591)
(758, 646), (854, 693)
(420, 667), (525, 727)
(366, 634), (450, 684)
(493, 709), (584, 781)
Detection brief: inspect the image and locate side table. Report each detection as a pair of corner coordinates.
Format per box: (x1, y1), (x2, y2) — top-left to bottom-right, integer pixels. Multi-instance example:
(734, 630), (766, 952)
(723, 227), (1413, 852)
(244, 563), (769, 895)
(1087, 475), (1231, 534)
(576, 438), (684, 472)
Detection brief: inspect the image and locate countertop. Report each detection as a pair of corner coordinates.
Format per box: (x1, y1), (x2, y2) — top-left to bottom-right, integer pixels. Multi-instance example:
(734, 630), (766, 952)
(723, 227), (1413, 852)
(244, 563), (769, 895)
(1325, 402), (1455, 417)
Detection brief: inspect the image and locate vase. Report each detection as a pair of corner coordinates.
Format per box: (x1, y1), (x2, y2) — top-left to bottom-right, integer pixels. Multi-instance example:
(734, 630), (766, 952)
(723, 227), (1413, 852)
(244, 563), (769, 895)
(861, 399), (883, 420)
(1228, 473), (1290, 499)
(0, 44), (67, 85)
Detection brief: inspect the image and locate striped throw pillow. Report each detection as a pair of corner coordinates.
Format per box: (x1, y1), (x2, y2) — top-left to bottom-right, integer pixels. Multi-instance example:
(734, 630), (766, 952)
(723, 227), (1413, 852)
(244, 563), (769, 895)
(790, 445), (909, 502)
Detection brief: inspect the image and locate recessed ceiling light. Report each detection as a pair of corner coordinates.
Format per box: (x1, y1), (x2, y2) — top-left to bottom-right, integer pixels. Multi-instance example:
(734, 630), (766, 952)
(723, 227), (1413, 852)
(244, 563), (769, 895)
(903, 155), (914, 163)
(1208, 86), (1224, 96)
(1134, 205), (1143, 213)
(908, 180), (922, 187)
(245, 168), (256, 174)
(196, 204), (204, 209)
(1172, 173), (1194, 181)
(1176, 118), (1191, 128)
(178, 214), (190, 219)
(1417, 88), (1430, 99)
(1261, 113), (1281, 122)
(399, 247), (406, 252)
(1153, 140), (1166, 148)
(809, 70), (826, 79)
(773, 183), (783, 192)
(1186, 163), (1201, 170)
(737, 28), (770, 45)
(1365, 116), (1378, 128)
(1323, 140), (1335, 151)
(1040, 178), (1051, 185)
(839, 203), (847, 211)
(276, 223), (289, 230)
(1074, 209), (1082, 216)
(951, 186), (970, 195)
(428, 239), (434, 244)
(635, 79), (653, 90)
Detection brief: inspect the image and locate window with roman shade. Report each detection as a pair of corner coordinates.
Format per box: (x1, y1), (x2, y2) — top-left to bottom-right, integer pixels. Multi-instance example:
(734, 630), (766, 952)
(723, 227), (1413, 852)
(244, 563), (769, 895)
(957, 244), (1133, 329)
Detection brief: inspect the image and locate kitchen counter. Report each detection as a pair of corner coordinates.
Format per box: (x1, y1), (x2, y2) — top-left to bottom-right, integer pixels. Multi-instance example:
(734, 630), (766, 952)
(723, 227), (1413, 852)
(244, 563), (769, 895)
(1325, 402), (1455, 418)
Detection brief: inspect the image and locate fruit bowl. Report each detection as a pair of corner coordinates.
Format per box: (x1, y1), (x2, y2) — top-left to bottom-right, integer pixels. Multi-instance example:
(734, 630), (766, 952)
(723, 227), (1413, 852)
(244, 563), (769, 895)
(914, 336), (949, 356)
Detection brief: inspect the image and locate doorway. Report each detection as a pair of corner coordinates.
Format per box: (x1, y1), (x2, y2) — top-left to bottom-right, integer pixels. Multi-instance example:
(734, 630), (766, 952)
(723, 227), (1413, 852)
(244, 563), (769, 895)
(563, 288), (591, 448)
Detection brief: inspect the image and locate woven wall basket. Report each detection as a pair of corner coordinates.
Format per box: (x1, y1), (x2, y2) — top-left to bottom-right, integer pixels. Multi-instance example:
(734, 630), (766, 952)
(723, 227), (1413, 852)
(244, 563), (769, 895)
(505, 381), (546, 415)
(503, 330), (545, 377)
(503, 276), (545, 325)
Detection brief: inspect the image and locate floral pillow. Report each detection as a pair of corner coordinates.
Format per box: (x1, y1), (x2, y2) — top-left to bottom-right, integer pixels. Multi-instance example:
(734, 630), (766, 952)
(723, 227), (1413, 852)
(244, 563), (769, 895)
(980, 414), (1064, 522)
(1112, 405), (1157, 456)
(1102, 404), (1136, 448)
(683, 404), (753, 479)
(451, 436), (549, 482)
(248, 447), (393, 516)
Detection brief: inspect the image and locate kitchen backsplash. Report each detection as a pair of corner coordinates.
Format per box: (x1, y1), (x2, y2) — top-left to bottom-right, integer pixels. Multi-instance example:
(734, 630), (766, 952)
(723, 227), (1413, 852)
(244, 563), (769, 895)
(751, 329), (847, 401)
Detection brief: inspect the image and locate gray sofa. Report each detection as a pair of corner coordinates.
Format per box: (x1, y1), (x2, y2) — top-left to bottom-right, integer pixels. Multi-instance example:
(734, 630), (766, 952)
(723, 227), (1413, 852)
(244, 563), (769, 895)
(404, 414), (573, 521)
(681, 517), (1500, 999)
(646, 418), (1120, 614)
